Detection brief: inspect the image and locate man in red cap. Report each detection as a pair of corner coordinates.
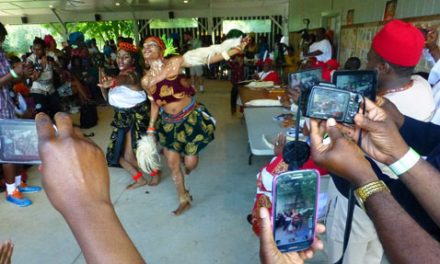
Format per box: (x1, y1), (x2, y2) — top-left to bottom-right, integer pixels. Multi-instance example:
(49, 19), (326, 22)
(326, 19), (436, 264)
(366, 19), (435, 121)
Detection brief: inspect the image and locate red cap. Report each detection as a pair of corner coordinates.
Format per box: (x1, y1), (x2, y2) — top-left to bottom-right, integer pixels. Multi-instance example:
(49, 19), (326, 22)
(372, 20), (425, 67)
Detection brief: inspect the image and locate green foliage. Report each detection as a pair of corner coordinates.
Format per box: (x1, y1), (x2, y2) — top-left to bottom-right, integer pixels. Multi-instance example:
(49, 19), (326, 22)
(4, 20), (135, 57)
(67, 20), (135, 45)
(4, 24), (54, 56)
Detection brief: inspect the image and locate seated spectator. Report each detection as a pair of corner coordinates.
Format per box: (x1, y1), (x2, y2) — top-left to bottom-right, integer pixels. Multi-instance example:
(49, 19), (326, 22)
(284, 46), (299, 74)
(343, 57), (361, 70)
(255, 58), (281, 84)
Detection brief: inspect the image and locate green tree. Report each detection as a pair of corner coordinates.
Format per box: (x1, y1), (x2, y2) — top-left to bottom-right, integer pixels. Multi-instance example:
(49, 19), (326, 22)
(43, 20), (135, 48)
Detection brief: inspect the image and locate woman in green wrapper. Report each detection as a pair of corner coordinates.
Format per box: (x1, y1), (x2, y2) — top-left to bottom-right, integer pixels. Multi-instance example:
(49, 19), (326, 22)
(99, 40), (160, 189)
(138, 34), (249, 215)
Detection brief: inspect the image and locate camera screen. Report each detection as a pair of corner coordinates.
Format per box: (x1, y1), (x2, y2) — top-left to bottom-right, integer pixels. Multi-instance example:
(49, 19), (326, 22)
(333, 70), (377, 100)
(273, 170), (319, 252)
(0, 120), (40, 163)
(308, 88), (350, 121)
(288, 69), (323, 116)
(288, 68), (322, 91)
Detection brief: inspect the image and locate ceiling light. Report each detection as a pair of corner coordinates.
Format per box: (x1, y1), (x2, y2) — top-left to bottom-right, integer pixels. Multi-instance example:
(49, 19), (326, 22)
(49, 5), (54, 8)
(115, 2), (120, 6)
(184, 0), (188, 3)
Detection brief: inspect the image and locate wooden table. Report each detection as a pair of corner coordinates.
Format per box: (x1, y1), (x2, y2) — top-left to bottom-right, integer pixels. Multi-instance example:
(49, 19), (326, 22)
(239, 85), (285, 107)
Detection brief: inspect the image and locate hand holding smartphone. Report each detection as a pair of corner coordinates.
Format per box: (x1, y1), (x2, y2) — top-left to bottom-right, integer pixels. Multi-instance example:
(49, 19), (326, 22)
(272, 169), (320, 252)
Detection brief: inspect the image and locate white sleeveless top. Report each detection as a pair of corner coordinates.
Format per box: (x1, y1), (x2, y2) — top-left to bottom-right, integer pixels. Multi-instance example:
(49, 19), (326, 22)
(108, 85), (146, 108)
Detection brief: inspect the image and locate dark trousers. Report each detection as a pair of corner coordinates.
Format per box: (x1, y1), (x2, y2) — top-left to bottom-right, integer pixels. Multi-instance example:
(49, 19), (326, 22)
(230, 83), (239, 113)
(31, 92), (61, 118)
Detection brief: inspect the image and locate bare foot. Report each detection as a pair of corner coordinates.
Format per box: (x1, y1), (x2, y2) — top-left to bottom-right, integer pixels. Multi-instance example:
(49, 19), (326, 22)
(172, 201), (191, 216)
(126, 177), (148, 190)
(148, 174), (161, 186)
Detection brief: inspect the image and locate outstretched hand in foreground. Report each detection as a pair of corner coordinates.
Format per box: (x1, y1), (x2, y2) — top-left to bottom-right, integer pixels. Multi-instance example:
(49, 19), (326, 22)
(36, 112), (145, 264)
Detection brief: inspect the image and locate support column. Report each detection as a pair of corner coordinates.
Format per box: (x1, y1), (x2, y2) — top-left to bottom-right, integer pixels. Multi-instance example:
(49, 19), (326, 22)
(50, 8), (68, 40)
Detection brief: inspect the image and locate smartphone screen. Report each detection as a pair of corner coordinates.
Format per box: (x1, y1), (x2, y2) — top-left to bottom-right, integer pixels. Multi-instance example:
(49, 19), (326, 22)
(272, 169), (320, 252)
(0, 119), (40, 164)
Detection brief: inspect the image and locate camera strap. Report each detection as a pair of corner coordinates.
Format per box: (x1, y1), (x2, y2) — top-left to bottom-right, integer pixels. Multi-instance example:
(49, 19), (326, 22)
(334, 187), (356, 264)
(334, 97), (366, 264)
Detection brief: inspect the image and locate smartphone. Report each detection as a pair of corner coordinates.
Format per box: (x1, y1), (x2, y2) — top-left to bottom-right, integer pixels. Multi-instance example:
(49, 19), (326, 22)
(0, 119), (40, 164)
(332, 70), (378, 101)
(272, 169), (320, 252)
(305, 84), (362, 124)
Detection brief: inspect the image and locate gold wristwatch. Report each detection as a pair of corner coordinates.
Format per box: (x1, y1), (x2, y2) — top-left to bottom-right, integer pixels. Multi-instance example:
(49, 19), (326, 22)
(354, 180), (390, 210)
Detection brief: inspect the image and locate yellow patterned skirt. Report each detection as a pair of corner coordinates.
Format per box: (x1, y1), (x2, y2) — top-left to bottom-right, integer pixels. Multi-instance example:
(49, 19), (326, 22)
(157, 102), (215, 156)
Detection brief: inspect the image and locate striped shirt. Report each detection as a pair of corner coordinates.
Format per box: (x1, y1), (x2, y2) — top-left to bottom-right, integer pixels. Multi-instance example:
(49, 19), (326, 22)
(0, 51), (15, 119)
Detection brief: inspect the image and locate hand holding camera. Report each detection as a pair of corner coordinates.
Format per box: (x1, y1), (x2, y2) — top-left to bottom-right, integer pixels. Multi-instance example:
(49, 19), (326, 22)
(351, 98), (409, 165)
(309, 118), (377, 187)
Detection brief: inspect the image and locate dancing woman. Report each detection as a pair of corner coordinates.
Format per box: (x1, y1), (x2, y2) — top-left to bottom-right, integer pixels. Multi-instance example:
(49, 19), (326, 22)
(139, 35), (249, 215)
(99, 41), (160, 188)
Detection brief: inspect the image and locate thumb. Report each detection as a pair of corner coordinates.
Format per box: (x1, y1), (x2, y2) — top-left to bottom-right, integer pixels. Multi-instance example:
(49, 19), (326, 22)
(259, 207), (277, 255)
(326, 118), (343, 141)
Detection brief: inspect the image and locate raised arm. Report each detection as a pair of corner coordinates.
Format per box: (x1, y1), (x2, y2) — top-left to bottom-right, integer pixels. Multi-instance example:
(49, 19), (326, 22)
(180, 36), (249, 68)
(36, 113), (145, 264)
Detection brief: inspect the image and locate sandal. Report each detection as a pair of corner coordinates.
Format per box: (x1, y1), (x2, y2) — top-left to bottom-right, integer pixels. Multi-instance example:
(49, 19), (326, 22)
(173, 190), (192, 216)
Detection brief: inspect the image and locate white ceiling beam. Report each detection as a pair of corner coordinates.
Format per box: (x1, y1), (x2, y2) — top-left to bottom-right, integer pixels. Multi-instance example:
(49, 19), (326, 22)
(0, 4), (288, 25)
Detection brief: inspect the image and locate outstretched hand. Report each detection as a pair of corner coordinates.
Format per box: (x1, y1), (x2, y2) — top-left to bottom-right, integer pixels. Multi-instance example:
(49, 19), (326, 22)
(98, 75), (115, 89)
(259, 207), (325, 264)
(36, 112), (111, 216)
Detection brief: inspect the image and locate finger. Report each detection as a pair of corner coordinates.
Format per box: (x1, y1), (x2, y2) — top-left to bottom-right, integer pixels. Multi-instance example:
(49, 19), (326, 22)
(54, 112), (74, 138)
(73, 127), (85, 139)
(354, 113), (380, 133)
(309, 119), (324, 148)
(5, 241), (13, 264)
(35, 112), (56, 142)
(326, 118), (343, 141)
(375, 96), (386, 107)
(316, 223), (326, 234)
(363, 97), (381, 113)
(258, 207), (277, 257)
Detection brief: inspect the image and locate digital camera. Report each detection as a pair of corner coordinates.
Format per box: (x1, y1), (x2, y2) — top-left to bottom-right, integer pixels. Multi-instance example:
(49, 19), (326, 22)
(305, 84), (362, 124)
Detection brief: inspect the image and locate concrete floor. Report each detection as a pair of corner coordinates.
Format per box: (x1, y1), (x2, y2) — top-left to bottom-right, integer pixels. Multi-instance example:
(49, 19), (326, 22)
(0, 79), (328, 264)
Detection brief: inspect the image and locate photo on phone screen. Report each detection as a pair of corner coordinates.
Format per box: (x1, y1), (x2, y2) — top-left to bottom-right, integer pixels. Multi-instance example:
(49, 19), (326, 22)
(0, 119), (40, 164)
(288, 68), (323, 115)
(272, 169), (320, 252)
(332, 70), (378, 101)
